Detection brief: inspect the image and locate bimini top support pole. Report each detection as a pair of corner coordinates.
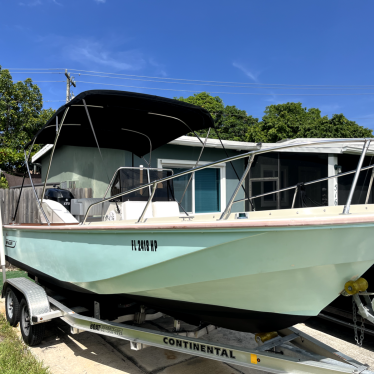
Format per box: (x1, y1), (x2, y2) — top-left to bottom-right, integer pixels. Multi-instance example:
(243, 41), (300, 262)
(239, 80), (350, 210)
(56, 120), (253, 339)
(365, 167), (374, 204)
(24, 147), (50, 225)
(137, 183), (157, 223)
(179, 128), (211, 205)
(219, 154), (255, 221)
(41, 108), (69, 205)
(343, 139), (371, 215)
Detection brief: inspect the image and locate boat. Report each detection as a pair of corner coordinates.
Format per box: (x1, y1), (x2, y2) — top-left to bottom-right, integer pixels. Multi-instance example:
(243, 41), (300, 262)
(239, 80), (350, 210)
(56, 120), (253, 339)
(3, 90), (374, 334)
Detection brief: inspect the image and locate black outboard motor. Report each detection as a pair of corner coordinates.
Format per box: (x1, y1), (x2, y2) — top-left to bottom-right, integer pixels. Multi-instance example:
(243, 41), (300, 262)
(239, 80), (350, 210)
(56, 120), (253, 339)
(44, 188), (75, 212)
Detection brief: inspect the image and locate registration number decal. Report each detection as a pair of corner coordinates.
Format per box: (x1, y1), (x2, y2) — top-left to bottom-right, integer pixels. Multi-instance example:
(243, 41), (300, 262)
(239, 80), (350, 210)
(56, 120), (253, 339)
(131, 240), (157, 251)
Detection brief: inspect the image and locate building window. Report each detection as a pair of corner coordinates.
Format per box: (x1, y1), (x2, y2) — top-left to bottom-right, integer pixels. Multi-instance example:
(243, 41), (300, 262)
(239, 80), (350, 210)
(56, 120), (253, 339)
(157, 159), (226, 214)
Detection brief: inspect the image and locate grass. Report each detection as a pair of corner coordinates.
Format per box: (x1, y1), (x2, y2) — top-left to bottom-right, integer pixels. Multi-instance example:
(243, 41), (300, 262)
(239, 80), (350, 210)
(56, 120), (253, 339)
(0, 270), (29, 293)
(0, 313), (49, 374)
(0, 270), (48, 373)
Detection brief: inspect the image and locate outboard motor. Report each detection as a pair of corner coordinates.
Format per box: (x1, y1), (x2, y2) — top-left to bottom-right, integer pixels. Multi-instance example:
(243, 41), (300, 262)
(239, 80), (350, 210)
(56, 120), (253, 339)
(44, 188), (75, 212)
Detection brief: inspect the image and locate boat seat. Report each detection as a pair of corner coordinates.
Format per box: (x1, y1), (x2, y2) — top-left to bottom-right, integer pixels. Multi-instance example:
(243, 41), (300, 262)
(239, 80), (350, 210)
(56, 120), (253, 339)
(71, 198), (110, 217)
(40, 200), (78, 224)
(152, 201), (180, 218)
(122, 201), (153, 220)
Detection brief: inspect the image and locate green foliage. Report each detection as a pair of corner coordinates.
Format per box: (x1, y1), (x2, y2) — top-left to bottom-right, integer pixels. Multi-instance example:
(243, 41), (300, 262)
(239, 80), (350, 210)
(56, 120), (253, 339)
(0, 66), (55, 176)
(0, 270), (28, 293)
(246, 102), (373, 142)
(0, 175), (8, 189)
(0, 312), (49, 374)
(177, 94), (373, 143)
(176, 92), (258, 140)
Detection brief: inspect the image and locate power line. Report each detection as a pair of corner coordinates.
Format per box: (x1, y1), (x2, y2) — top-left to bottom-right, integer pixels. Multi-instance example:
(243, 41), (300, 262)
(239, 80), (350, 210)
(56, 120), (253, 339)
(18, 81), (65, 83)
(51, 72), (374, 90)
(5, 68), (65, 70)
(9, 70), (374, 90)
(5, 67), (374, 88)
(75, 80), (374, 96)
(70, 69), (374, 88)
(7, 72), (62, 74)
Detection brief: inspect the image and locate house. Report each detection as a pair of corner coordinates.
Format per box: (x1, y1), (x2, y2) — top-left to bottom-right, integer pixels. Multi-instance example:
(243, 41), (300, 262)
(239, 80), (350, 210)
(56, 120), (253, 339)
(32, 137), (374, 214)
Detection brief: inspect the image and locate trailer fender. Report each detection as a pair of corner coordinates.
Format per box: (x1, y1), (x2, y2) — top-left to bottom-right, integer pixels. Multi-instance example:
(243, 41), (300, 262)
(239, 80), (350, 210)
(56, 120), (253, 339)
(4, 278), (50, 325)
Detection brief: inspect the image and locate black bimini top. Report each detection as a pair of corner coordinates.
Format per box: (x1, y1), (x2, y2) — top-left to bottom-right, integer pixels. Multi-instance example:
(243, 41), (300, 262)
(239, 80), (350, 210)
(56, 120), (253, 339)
(32, 90), (213, 158)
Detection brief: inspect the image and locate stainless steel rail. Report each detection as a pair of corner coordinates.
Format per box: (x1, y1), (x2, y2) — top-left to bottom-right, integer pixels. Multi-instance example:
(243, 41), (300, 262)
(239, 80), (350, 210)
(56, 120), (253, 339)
(219, 155), (254, 220)
(24, 147), (50, 225)
(343, 139), (371, 214)
(366, 168), (374, 204)
(234, 163), (374, 206)
(81, 138), (370, 224)
(103, 167), (174, 200)
(137, 183), (157, 223)
(179, 128), (211, 204)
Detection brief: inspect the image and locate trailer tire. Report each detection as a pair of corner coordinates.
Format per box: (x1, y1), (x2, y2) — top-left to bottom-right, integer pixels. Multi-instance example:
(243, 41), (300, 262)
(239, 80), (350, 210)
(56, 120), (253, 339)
(19, 299), (45, 346)
(5, 287), (21, 327)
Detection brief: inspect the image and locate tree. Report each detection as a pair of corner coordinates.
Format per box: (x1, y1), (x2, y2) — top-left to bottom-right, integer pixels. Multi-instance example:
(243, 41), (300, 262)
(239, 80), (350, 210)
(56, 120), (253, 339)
(246, 102), (373, 142)
(176, 92), (258, 141)
(0, 67), (55, 177)
(299, 113), (374, 139)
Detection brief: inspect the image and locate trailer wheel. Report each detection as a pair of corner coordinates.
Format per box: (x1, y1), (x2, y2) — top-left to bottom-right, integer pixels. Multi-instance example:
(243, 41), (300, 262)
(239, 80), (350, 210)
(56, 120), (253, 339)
(5, 287), (20, 327)
(19, 299), (45, 346)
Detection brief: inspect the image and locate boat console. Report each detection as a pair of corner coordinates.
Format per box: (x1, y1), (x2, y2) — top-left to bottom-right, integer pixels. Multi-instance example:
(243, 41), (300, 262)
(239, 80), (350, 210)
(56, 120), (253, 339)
(61, 167), (181, 223)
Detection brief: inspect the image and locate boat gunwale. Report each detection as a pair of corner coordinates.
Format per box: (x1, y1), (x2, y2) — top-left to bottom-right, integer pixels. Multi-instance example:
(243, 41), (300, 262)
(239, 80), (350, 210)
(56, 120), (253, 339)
(4, 213), (374, 231)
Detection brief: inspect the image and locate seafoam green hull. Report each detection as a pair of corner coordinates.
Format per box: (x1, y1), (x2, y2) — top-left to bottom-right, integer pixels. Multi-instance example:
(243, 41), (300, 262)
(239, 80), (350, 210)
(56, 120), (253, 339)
(4, 222), (374, 321)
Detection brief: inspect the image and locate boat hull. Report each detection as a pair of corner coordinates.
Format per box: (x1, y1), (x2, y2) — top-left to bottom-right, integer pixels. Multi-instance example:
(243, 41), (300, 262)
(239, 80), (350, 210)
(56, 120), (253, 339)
(4, 221), (374, 332)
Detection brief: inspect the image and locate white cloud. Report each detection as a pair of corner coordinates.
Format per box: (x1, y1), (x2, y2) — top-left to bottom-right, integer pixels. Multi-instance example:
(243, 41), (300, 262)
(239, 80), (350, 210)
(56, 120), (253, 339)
(149, 58), (167, 77)
(233, 62), (261, 82)
(19, 0), (42, 6)
(94, 0), (106, 3)
(31, 33), (166, 75)
(65, 39), (146, 71)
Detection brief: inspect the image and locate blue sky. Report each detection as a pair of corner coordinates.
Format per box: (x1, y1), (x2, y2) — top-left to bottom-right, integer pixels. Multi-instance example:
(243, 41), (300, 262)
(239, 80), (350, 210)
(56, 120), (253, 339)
(1, 0), (374, 130)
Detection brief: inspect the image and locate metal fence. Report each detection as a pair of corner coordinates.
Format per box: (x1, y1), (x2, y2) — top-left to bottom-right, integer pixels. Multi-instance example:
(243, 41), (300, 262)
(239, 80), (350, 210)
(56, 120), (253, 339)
(0, 187), (92, 224)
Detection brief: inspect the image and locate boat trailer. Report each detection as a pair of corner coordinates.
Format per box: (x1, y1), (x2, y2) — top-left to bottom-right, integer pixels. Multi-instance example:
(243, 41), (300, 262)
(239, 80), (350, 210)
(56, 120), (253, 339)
(1, 276), (374, 374)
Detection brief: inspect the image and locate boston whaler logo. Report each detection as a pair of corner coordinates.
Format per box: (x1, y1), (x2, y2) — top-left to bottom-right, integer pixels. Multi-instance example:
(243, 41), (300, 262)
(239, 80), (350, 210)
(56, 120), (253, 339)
(5, 239), (16, 248)
(131, 240), (157, 252)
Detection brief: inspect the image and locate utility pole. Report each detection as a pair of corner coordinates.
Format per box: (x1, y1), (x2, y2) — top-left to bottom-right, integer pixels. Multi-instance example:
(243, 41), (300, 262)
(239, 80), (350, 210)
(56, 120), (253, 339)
(65, 69), (76, 103)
